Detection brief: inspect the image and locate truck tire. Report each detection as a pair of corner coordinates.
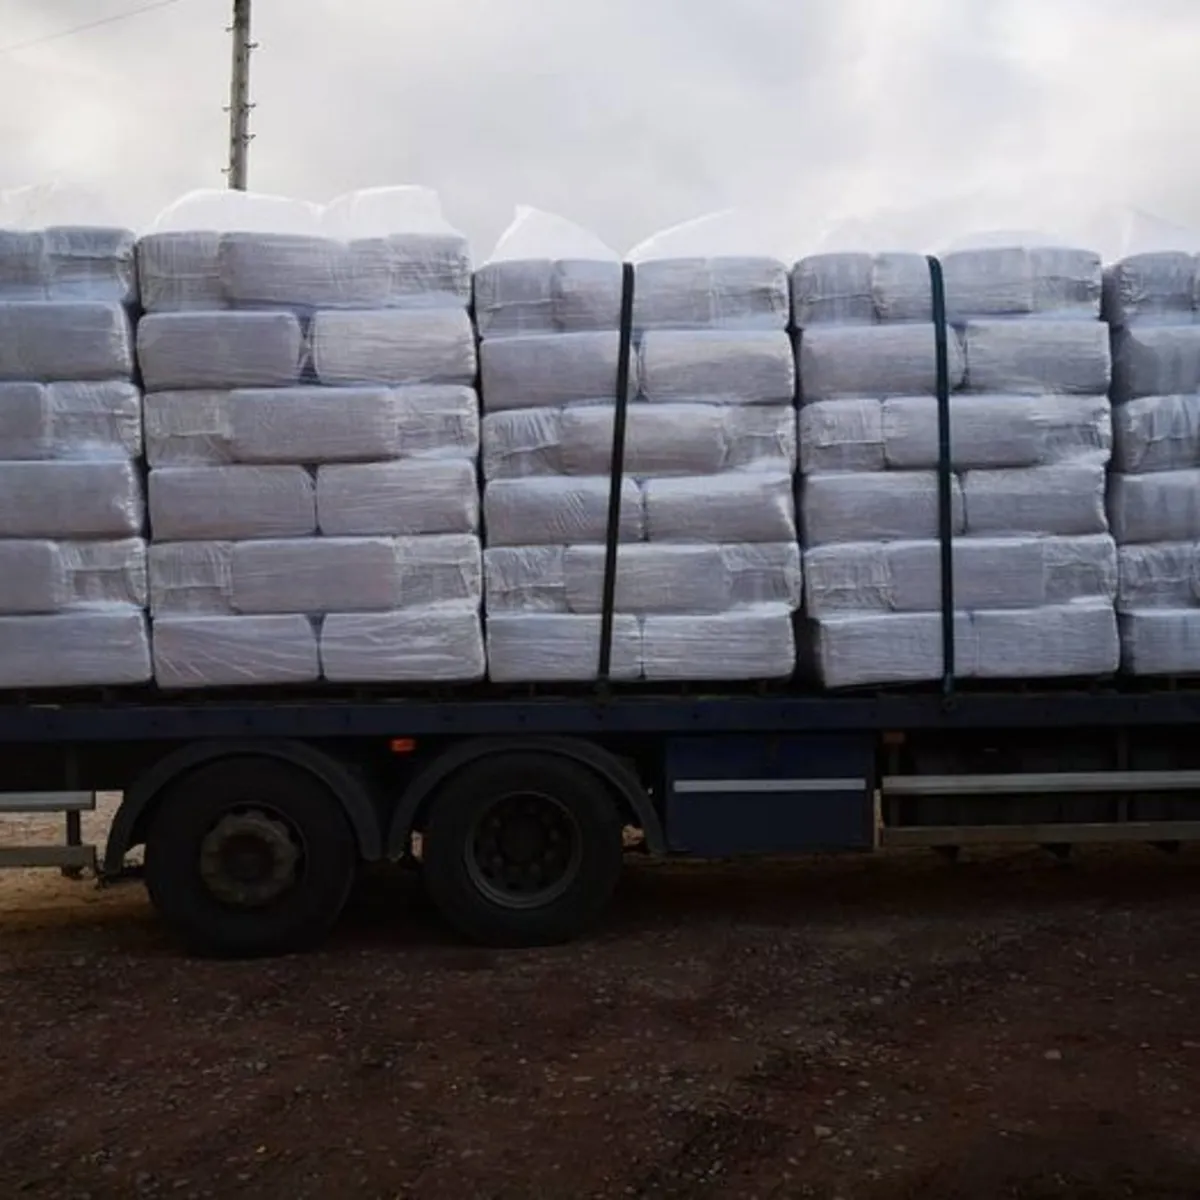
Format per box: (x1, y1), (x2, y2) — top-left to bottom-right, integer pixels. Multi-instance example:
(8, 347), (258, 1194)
(144, 757), (358, 958)
(422, 752), (624, 947)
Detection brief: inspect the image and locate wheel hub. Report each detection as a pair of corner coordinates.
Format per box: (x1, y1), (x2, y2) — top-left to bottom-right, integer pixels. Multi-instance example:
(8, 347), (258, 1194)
(199, 810), (301, 908)
(467, 792), (582, 910)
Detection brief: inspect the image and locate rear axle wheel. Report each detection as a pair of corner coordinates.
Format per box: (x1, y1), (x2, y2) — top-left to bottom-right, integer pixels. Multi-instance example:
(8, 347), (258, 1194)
(423, 753), (623, 947)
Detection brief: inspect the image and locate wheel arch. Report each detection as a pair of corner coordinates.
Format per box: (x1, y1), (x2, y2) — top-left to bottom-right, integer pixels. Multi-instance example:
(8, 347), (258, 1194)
(103, 740), (384, 876)
(385, 736), (665, 859)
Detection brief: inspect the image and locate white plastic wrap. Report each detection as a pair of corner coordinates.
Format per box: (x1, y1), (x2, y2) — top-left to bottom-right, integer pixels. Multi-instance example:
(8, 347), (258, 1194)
(0, 302), (133, 382)
(963, 320), (1111, 395)
(394, 386), (480, 460)
(641, 607), (796, 681)
(791, 246), (1101, 328)
(1111, 326), (1200, 402)
(0, 461), (142, 538)
(0, 381), (141, 460)
(1112, 395), (1200, 474)
(1119, 610), (1200, 676)
(798, 399), (886, 474)
(217, 233), (396, 311)
(137, 311), (304, 391)
(479, 332), (628, 412)
(798, 324), (967, 401)
(235, 536), (480, 614)
(801, 472), (966, 547)
(230, 537), (414, 614)
(1117, 543), (1200, 611)
(484, 546), (566, 613)
(152, 614), (319, 688)
(485, 613), (641, 683)
(643, 473), (796, 543)
(44, 226), (138, 306)
(0, 540), (66, 613)
(791, 252), (930, 327)
(155, 535), (481, 616)
(718, 406), (799, 472)
(810, 612), (976, 688)
(483, 404), (795, 480)
(961, 465), (1109, 537)
(0, 610), (151, 687)
(140, 186), (471, 313)
(1109, 471), (1200, 544)
(481, 407), (568, 479)
(485, 542), (802, 614)
(0, 539), (141, 615)
(629, 214), (788, 331)
(483, 477), (644, 547)
(229, 387), (404, 464)
(320, 610), (485, 683)
(145, 384), (479, 467)
(148, 541), (235, 616)
(973, 602), (1118, 678)
(143, 391), (234, 466)
(309, 308), (476, 387)
(804, 535), (1116, 618)
(941, 247), (1102, 322)
(1103, 253), (1199, 328)
(316, 460), (478, 536)
(0, 230), (45, 303)
(474, 207), (622, 339)
(882, 394), (1111, 470)
(136, 231), (224, 312)
(149, 465), (315, 541)
(560, 404), (731, 478)
(632, 257), (789, 332)
(637, 331), (794, 406)
(0, 226), (136, 305)
(56, 539), (147, 609)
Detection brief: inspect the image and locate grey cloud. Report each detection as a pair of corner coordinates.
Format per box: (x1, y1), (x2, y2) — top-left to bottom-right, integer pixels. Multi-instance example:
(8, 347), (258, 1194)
(0, 0), (1198, 258)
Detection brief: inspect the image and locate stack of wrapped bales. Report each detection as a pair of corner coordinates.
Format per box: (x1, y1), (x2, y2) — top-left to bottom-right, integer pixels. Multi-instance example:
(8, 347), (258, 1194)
(795, 243), (1118, 687)
(137, 188), (484, 687)
(477, 209), (800, 682)
(1106, 252), (1200, 673)
(0, 219), (149, 686)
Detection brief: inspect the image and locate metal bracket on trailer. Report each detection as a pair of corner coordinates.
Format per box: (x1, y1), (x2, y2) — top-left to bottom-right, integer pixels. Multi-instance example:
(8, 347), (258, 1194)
(0, 791), (97, 875)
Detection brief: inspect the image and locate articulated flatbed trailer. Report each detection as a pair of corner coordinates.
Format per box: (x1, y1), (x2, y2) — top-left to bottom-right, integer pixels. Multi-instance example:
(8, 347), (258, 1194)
(1, 686), (1199, 956)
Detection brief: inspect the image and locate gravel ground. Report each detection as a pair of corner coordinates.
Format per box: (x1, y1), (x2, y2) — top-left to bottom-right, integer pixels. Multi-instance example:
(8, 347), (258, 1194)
(2, 799), (1200, 1198)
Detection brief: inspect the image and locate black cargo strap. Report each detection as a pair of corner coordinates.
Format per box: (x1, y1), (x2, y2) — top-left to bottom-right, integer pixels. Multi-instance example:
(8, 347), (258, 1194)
(927, 255), (956, 697)
(597, 261), (636, 684)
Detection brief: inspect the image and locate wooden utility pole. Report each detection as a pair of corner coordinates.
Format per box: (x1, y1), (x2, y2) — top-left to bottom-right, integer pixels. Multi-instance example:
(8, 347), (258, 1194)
(226, 0), (254, 189)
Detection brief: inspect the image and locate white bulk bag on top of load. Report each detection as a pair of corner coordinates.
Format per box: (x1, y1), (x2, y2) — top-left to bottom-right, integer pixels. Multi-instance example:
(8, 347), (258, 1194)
(475, 206), (622, 338)
(0, 184), (137, 305)
(627, 210), (790, 332)
(139, 187), (471, 313)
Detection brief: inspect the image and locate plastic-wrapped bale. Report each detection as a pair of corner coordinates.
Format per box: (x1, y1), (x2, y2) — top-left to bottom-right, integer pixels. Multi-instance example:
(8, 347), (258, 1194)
(0, 302), (134, 382)
(477, 207), (800, 682)
(0, 225), (137, 306)
(791, 247), (1102, 327)
(138, 186), (470, 314)
(138, 187), (484, 686)
(794, 240), (1117, 687)
(1106, 251), (1200, 675)
(629, 211), (789, 332)
(473, 206), (622, 339)
(147, 534), (483, 687)
(486, 614), (642, 683)
(0, 224), (149, 688)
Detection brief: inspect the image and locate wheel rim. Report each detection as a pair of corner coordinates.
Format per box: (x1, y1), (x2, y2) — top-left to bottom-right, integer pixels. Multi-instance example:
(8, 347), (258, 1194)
(198, 807), (305, 909)
(464, 790), (584, 910)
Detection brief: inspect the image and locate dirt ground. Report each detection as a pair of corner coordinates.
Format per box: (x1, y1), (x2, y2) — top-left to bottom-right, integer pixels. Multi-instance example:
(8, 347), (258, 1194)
(2, 799), (1200, 1199)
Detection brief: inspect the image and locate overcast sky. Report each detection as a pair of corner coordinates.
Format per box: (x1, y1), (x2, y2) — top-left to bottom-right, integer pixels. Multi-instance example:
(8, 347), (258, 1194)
(1, 0), (1199, 258)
